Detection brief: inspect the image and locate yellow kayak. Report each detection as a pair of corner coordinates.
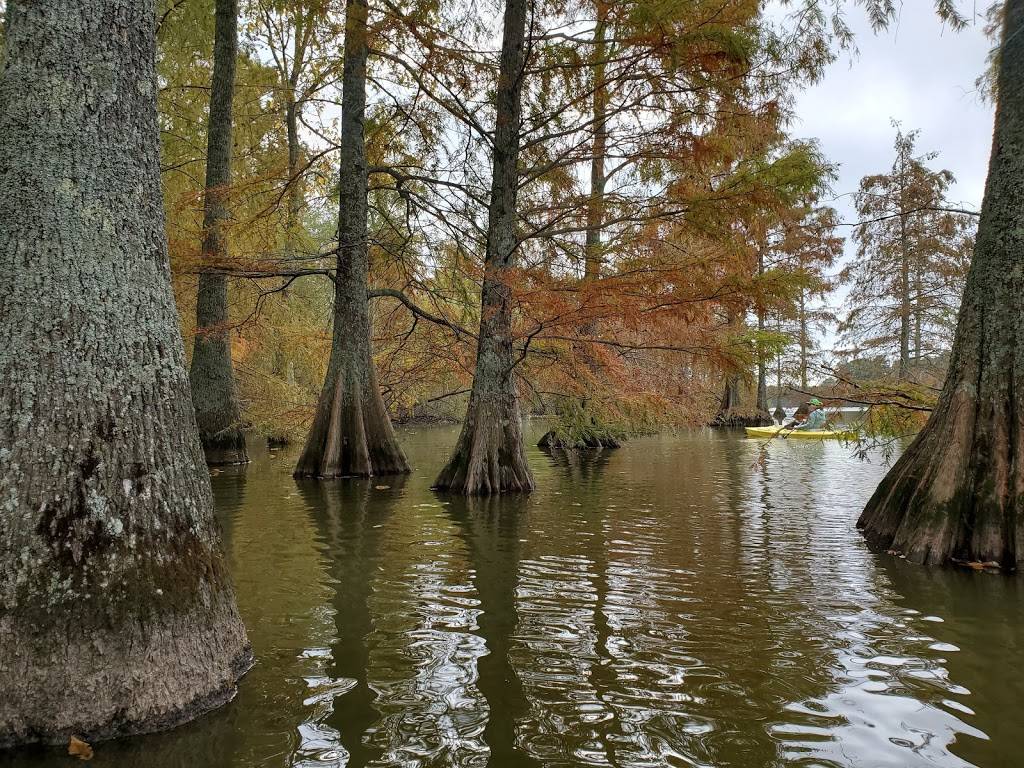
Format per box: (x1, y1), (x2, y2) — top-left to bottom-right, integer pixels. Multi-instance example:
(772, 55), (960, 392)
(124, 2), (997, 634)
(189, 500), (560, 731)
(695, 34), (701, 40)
(745, 425), (857, 441)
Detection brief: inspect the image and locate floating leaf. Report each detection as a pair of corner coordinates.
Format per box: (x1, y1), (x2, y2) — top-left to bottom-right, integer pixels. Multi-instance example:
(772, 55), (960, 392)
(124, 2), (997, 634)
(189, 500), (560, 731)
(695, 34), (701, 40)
(68, 736), (93, 761)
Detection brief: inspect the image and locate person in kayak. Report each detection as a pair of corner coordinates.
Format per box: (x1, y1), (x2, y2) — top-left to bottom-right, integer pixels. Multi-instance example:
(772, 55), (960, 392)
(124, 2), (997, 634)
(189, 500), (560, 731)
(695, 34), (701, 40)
(793, 397), (826, 430)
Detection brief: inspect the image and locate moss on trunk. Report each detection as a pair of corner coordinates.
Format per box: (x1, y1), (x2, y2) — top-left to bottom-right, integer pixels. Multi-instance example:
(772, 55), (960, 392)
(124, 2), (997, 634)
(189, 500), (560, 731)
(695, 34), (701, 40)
(0, 1), (250, 745)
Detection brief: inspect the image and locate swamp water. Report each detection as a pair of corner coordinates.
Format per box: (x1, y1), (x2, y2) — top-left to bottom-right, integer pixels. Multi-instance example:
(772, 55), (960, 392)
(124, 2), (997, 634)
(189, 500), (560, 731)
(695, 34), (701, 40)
(4, 425), (1021, 768)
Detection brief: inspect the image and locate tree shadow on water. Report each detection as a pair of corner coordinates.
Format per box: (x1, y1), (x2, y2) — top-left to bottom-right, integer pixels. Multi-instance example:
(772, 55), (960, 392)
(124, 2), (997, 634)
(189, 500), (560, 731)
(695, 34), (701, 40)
(295, 475), (409, 768)
(443, 494), (543, 768)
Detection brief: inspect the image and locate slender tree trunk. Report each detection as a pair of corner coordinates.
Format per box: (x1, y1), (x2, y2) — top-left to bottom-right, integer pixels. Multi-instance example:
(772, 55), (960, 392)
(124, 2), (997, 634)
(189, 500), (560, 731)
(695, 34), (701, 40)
(283, 12), (307, 258)
(190, 0), (248, 465)
(773, 319), (786, 421)
(434, 0), (534, 494)
(913, 263), (923, 364)
(756, 248), (768, 412)
(584, 1), (607, 282)
(798, 291), (809, 390)
(898, 163), (912, 380)
(0, 1), (251, 746)
(294, 0), (409, 478)
(285, 94), (302, 256)
(858, 1), (1024, 569)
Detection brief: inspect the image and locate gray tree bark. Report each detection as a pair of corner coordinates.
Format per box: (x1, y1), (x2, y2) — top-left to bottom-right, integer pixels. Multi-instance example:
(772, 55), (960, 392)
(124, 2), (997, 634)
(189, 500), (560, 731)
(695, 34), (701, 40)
(584, 1), (608, 283)
(898, 160), (912, 380)
(190, 0), (248, 465)
(0, 0), (251, 747)
(293, 0), (409, 478)
(858, 0), (1024, 569)
(434, 0), (535, 494)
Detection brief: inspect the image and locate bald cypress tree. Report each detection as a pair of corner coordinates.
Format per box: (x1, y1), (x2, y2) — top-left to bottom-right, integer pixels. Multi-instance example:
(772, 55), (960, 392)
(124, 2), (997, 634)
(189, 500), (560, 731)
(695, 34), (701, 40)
(433, 0), (535, 495)
(189, 0), (249, 465)
(858, 0), (1024, 568)
(0, 0), (251, 745)
(292, 0), (410, 479)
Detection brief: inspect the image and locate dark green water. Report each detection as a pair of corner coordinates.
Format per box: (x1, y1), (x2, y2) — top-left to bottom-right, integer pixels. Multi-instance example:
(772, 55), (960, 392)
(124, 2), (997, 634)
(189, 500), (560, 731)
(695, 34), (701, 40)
(4, 425), (1022, 767)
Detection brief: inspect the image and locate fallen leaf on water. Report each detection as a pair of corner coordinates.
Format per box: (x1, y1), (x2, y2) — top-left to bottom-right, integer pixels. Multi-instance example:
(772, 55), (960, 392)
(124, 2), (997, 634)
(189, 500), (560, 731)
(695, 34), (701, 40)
(68, 736), (93, 761)
(956, 560), (1001, 571)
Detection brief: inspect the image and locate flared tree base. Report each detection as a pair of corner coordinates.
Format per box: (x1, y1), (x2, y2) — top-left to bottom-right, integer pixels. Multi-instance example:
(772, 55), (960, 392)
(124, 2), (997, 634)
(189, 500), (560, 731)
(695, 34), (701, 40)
(294, 368), (410, 479)
(858, 391), (1022, 570)
(434, 394), (534, 495)
(200, 427), (249, 466)
(1, 596), (253, 747)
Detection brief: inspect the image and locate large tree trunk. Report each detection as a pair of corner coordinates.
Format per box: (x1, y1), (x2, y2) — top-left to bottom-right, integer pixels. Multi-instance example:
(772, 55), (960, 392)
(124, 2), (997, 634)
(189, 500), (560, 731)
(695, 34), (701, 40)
(293, 0), (409, 478)
(858, 1), (1024, 569)
(434, 0), (535, 495)
(189, 0), (248, 466)
(0, 1), (251, 747)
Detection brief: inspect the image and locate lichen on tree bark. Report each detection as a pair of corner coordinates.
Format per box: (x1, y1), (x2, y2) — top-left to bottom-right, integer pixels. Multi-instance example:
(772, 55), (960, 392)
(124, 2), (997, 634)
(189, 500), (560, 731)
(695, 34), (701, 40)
(0, 0), (251, 746)
(858, 0), (1024, 569)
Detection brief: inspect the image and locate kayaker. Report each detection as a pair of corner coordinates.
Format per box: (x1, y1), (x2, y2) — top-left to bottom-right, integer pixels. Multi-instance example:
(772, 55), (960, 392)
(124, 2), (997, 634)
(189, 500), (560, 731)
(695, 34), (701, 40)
(793, 397), (826, 430)
(790, 402), (810, 424)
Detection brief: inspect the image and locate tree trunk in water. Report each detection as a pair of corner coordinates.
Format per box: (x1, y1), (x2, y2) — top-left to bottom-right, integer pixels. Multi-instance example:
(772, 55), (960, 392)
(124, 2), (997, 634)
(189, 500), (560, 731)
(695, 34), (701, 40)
(434, 0), (535, 495)
(798, 291), (809, 390)
(293, 0), (409, 478)
(773, 326), (786, 420)
(756, 249), (768, 412)
(190, 0), (247, 466)
(0, 2), (251, 747)
(858, 1), (1024, 569)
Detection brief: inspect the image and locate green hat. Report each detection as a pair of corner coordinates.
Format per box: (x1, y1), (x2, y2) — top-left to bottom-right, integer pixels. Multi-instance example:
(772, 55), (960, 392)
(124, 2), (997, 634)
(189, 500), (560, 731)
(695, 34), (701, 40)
(809, 397), (823, 406)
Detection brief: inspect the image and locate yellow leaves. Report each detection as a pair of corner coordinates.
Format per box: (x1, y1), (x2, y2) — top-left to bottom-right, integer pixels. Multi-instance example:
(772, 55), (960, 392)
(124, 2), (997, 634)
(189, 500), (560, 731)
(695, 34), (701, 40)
(68, 736), (93, 761)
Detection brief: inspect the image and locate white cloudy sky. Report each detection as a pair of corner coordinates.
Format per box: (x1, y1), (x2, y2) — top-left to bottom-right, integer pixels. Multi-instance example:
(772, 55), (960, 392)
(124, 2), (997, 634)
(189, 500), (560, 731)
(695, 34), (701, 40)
(775, 3), (997, 352)
(789, 5), (996, 216)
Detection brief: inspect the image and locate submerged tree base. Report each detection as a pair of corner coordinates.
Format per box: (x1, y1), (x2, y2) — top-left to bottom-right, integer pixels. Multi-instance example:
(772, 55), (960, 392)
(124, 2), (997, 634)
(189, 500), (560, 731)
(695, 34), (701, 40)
(858, 390), (1023, 570)
(538, 430), (621, 451)
(711, 408), (774, 428)
(434, 394), (534, 495)
(201, 427), (250, 466)
(294, 367), (410, 478)
(1, 592), (253, 748)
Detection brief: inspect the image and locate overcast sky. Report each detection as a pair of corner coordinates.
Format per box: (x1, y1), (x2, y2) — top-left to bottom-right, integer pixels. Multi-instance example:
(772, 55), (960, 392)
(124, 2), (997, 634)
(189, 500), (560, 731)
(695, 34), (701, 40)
(790, 5), (996, 217)
(776, 3), (996, 353)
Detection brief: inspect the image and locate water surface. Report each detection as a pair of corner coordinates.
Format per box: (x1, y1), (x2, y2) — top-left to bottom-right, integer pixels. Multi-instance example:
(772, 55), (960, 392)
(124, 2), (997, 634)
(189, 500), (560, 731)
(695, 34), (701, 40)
(5, 425), (1021, 767)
